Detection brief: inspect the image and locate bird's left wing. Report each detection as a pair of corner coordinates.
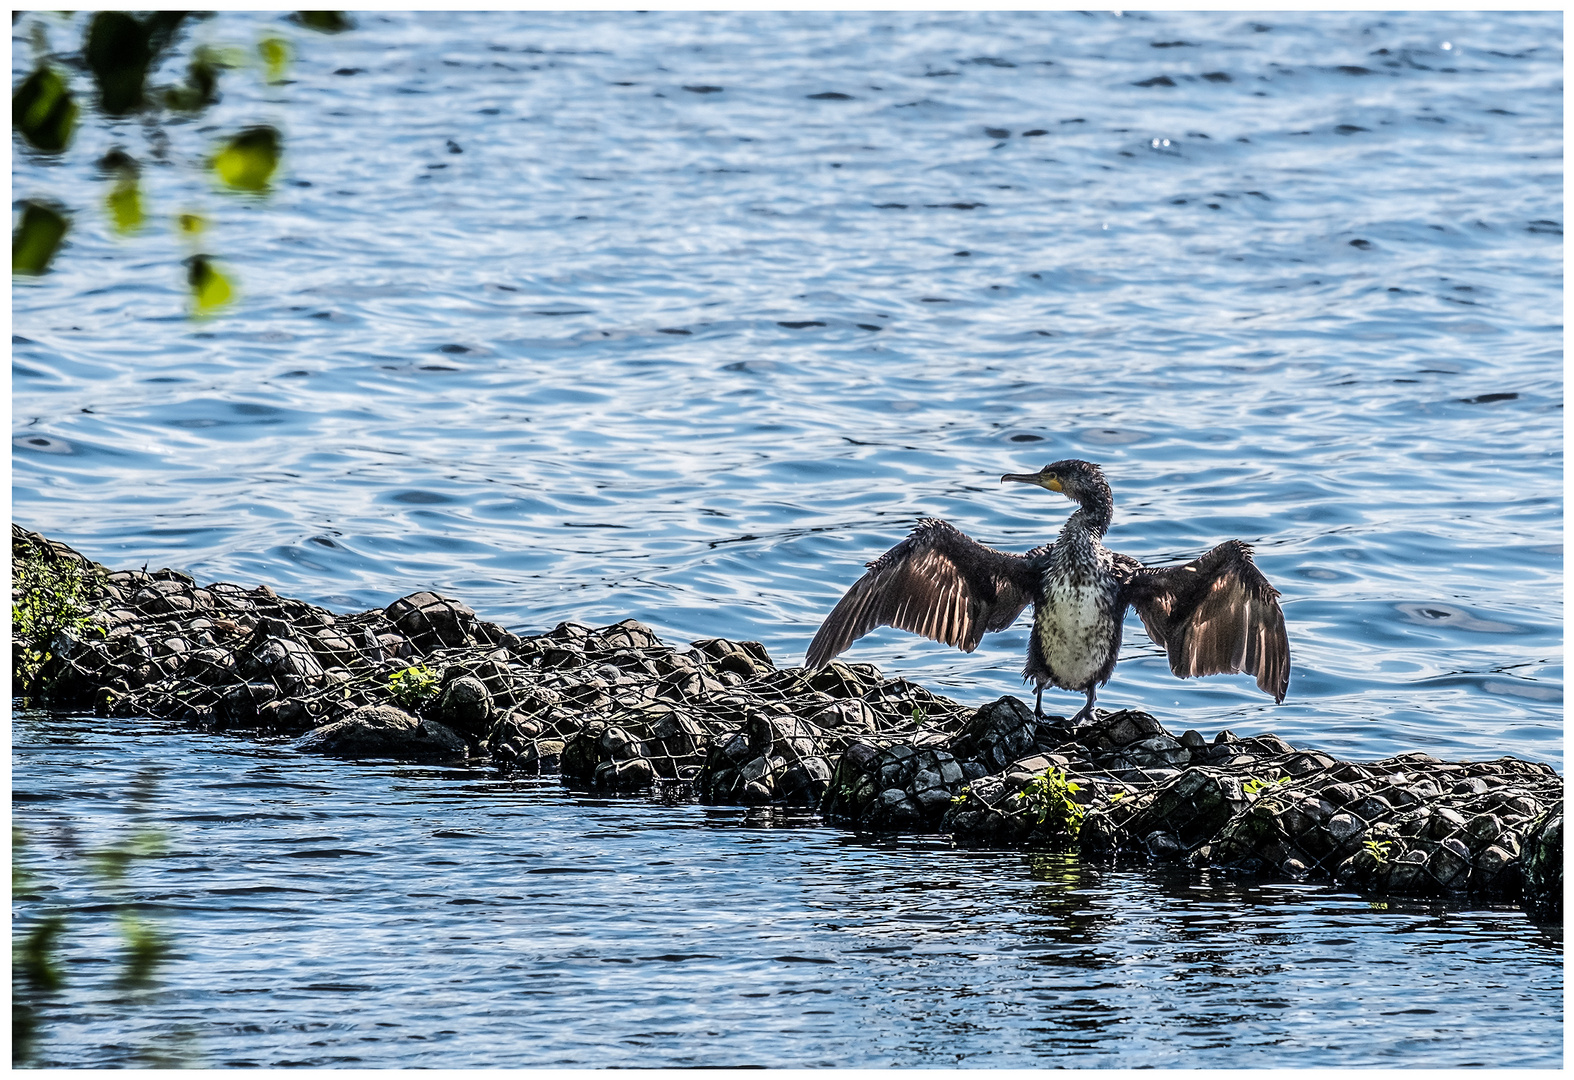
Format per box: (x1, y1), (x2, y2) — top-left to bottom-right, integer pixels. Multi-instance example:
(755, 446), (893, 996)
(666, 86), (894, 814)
(1121, 539), (1290, 703)
(804, 518), (1045, 670)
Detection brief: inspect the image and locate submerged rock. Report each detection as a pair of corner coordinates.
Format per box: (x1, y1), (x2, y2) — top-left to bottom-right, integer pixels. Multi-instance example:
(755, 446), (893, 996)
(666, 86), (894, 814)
(295, 703), (468, 763)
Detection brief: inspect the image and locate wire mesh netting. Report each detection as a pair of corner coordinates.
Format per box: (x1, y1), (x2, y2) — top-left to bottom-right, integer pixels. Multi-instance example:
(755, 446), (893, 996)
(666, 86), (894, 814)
(11, 525), (1563, 914)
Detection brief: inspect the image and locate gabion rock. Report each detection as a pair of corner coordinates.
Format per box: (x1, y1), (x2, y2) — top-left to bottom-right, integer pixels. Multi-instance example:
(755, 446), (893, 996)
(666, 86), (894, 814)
(821, 740), (969, 832)
(1521, 807), (1563, 922)
(295, 703), (467, 763)
(947, 695), (1039, 774)
(384, 591), (478, 652)
(432, 674), (494, 740)
(942, 754), (1099, 850)
(1125, 768), (1247, 850)
(701, 712), (830, 806)
(12, 526), (1564, 915)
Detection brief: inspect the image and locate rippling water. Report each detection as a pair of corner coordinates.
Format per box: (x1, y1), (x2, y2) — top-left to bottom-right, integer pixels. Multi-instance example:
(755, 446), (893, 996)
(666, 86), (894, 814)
(12, 714), (1564, 1068)
(12, 10), (1563, 1068)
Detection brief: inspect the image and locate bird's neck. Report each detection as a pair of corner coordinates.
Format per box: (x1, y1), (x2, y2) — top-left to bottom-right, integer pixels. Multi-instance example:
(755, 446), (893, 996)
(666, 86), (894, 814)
(1064, 488), (1112, 540)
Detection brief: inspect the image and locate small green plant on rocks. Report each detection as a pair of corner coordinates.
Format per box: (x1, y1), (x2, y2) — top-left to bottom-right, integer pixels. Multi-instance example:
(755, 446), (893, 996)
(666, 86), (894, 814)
(387, 663), (440, 709)
(1015, 769), (1085, 838)
(11, 545), (104, 698)
(1244, 774), (1290, 797)
(1365, 838), (1394, 866)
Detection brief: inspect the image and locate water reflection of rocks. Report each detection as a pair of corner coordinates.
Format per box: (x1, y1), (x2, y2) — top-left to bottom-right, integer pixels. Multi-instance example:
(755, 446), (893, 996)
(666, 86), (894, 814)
(14, 525), (1560, 921)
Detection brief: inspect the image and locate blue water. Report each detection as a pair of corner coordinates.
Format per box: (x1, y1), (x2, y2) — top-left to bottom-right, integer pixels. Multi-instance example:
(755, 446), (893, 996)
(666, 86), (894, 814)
(11, 713), (1564, 1069)
(12, 10), (1563, 1068)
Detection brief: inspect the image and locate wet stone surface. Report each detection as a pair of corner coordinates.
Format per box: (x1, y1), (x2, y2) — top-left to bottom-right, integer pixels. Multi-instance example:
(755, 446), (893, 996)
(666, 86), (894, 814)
(13, 525), (1563, 919)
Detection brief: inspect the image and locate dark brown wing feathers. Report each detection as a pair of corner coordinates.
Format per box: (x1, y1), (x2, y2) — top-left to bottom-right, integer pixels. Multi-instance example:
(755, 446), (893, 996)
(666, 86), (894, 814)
(804, 519), (1041, 670)
(1123, 539), (1291, 703)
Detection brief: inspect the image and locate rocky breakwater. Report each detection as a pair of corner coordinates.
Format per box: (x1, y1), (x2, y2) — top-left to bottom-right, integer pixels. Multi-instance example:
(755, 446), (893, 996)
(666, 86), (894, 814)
(12, 525), (1563, 920)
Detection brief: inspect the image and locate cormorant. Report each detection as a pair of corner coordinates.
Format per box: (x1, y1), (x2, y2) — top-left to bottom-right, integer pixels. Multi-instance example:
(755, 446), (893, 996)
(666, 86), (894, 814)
(804, 459), (1290, 725)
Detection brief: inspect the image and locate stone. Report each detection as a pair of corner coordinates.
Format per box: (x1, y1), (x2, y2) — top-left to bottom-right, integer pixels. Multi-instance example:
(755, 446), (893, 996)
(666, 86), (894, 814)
(1081, 709), (1166, 753)
(1279, 751), (1336, 777)
(1347, 795), (1393, 821)
(1326, 812), (1362, 843)
(522, 739), (565, 773)
(1521, 807), (1562, 921)
(295, 704), (466, 763)
(807, 698), (880, 738)
(949, 696), (1037, 773)
(1475, 845), (1515, 877)
(1427, 806), (1468, 840)
(778, 756), (832, 806)
(1427, 842), (1472, 891)
(185, 646), (238, 685)
(1126, 768), (1246, 848)
(1236, 733), (1297, 757)
(216, 681), (278, 727)
(597, 619), (663, 651)
(594, 756), (655, 791)
(560, 727), (608, 780)
(434, 674), (494, 739)
(1123, 734), (1190, 769)
(132, 580), (195, 615)
(384, 591), (477, 652)
(1144, 830), (1185, 861)
(237, 634), (326, 699)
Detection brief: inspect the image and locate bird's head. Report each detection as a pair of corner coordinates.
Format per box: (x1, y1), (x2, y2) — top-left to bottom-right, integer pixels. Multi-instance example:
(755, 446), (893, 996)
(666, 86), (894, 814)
(1001, 459), (1108, 506)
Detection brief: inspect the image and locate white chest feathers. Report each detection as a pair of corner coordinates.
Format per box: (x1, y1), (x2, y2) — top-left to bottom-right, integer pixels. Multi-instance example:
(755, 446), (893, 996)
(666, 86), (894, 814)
(1033, 571), (1119, 690)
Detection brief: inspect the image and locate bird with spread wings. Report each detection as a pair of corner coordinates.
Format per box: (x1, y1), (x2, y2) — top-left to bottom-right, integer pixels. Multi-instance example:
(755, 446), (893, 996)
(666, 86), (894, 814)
(804, 459), (1290, 725)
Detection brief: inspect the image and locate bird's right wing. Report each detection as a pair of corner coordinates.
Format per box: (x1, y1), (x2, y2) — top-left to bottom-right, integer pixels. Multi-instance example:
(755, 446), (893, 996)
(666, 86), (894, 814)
(804, 518), (1044, 670)
(1122, 539), (1290, 703)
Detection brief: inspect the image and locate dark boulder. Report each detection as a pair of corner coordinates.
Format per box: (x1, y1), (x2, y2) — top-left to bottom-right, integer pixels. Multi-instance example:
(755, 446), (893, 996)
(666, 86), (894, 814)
(1521, 807), (1562, 922)
(384, 591), (478, 652)
(948, 695), (1038, 774)
(295, 704), (467, 763)
(433, 674), (494, 739)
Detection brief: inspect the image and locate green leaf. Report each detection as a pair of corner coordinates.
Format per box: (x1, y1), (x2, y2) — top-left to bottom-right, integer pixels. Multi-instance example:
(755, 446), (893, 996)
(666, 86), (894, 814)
(259, 36), (290, 83)
(177, 212), (207, 238)
(12, 200), (68, 275)
(117, 912), (169, 988)
(12, 65), (77, 153)
(211, 125), (281, 193)
(18, 915), (67, 994)
(186, 255), (234, 314)
(106, 179), (144, 234)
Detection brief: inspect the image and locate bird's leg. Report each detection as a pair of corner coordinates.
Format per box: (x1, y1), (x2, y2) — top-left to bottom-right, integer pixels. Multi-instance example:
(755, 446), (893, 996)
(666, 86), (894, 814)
(1068, 686), (1097, 728)
(1034, 684), (1044, 720)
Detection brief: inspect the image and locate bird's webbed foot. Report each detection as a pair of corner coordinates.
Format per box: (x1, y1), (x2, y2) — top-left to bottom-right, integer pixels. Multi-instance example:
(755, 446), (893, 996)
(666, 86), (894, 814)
(1067, 687), (1098, 729)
